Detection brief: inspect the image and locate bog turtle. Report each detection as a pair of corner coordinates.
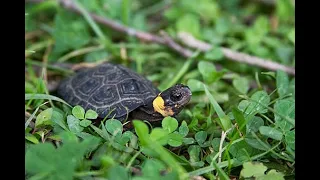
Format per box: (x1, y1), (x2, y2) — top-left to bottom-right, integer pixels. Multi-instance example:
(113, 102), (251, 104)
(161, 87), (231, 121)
(57, 63), (192, 122)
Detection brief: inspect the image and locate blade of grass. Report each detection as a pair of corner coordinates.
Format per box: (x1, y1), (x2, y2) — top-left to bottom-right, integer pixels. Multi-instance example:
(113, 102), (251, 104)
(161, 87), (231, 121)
(25, 39), (52, 57)
(139, 0), (170, 15)
(204, 84), (232, 131)
(89, 124), (111, 141)
(126, 150), (142, 170)
(73, 0), (106, 42)
(161, 50), (200, 90)
(41, 41), (54, 107)
(74, 170), (104, 177)
(212, 160), (230, 180)
(121, 0), (130, 25)
(190, 160), (238, 177)
(28, 172), (51, 180)
(25, 59), (74, 75)
(25, 102), (48, 130)
(57, 45), (104, 62)
(25, 93), (71, 106)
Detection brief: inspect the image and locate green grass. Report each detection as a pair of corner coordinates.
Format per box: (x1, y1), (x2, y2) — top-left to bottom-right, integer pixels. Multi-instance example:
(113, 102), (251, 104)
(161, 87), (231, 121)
(25, 0), (295, 180)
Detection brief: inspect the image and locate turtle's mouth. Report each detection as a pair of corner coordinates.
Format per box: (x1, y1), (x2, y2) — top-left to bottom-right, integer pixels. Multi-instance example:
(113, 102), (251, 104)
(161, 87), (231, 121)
(152, 84), (192, 117)
(152, 94), (175, 117)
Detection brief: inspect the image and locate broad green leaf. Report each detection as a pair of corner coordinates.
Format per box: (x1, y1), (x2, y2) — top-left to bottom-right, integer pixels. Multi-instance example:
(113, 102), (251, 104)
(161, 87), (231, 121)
(168, 132), (183, 147)
(276, 0), (294, 22)
(229, 141), (255, 161)
(190, 161), (205, 168)
(72, 105), (85, 119)
(133, 120), (149, 146)
(276, 46), (293, 64)
(203, 29), (224, 45)
(285, 130), (295, 150)
(100, 155), (116, 168)
(195, 131), (207, 145)
(274, 99), (295, 131)
(107, 165), (130, 180)
(35, 108), (53, 127)
(211, 138), (229, 152)
(118, 131), (135, 146)
(150, 128), (169, 145)
(105, 119), (123, 137)
(187, 0), (220, 21)
(232, 108), (247, 135)
(238, 100), (250, 112)
(25, 134), (39, 144)
(198, 61), (215, 83)
(240, 161), (267, 178)
(85, 109), (98, 119)
(233, 77), (249, 94)
(211, 138), (221, 151)
(188, 145), (201, 162)
(51, 10), (90, 56)
(215, 17), (231, 35)
(47, 135), (61, 141)
(288, 29), (295, 44)
(245, 16), (269, 46)
(51, 108), (68, 130)
(204, 47), (224, 61)
(176, 14), (200, 38)
(183, 138), (195, 145)
(26, 143), (67, 179)
(245, 137), (270, 151)
(25, 134), (100, 180)
(288, 78), (295, 97)
(134, 124), (189, 179)
(187, 79), (205, 92)
(60, 130), (79, 143)
(276, 70), (289, 98)
(59, 131), (101, 156)
(162, 117), (178, 133)
(67, 115), (84, 133)
(164, 6), (182, 20)
(244, 91), (270, 116)
(201, 141), (211, 148)
(259, 126), (283, 141)
(198, 61), (224, 83)
(141, 159), (166, 178)
(257, 169), (285, 180)
(75, 131), (95, 140)
(188, 118), (199, 129)
(79, 119), (92, 127)
(178, 121), (189, 137)
(246, 116), (264, 133)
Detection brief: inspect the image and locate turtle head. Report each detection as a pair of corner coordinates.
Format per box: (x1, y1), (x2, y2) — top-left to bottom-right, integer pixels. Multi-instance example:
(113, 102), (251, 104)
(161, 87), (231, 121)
(152, 84), (192, 117)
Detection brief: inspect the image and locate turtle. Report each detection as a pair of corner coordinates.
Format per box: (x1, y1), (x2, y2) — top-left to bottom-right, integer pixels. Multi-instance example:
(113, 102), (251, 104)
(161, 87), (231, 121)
(57, 63), (192, 123)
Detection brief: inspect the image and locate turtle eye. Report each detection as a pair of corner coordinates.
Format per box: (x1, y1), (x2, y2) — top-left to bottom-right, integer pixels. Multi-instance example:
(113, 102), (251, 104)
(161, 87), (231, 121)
(170, 93), (182, 102)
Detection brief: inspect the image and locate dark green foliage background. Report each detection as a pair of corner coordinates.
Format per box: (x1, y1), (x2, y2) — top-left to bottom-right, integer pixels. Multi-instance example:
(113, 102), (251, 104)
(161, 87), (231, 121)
(25, 0), (295, 179)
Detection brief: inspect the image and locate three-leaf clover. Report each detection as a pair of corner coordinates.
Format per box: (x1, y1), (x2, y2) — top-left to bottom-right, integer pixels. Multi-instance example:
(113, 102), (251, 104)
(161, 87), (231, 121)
(67, 105), (98, 134)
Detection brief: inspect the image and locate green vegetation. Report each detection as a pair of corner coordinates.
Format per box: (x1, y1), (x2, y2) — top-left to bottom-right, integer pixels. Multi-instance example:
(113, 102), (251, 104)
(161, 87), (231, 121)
(25, 0), (295, 179)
